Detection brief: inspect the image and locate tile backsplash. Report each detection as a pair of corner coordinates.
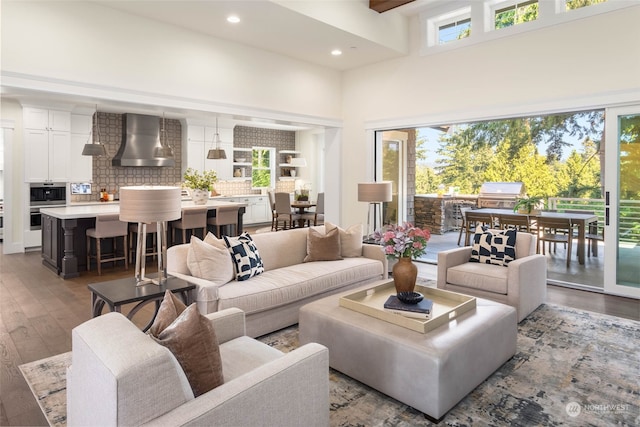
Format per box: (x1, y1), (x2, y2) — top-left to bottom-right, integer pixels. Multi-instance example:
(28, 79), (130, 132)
(70, 116), (298, 202)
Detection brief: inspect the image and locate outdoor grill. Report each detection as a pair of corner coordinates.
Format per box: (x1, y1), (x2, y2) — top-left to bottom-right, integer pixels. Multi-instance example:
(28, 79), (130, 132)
(477, 182), (525, 208)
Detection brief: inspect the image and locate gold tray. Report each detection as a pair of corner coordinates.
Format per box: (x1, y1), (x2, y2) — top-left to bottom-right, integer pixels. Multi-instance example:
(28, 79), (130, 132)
(339, 281), (476, 333)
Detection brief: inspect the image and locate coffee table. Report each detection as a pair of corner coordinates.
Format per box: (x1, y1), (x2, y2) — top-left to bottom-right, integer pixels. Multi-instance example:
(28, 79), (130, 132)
(299, 279), (517, 421)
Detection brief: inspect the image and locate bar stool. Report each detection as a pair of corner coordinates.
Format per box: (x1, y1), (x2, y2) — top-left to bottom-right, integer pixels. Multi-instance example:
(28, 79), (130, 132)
(171, 207), (208, 244)
(86, 214), (128, 275)
(207, 206), (238, 237)
(128, 222), (158, 264)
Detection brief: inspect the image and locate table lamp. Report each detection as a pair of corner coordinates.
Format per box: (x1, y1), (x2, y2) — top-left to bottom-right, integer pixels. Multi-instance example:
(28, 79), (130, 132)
(358, 182), (392, 239)
(119, 186), (181, 286)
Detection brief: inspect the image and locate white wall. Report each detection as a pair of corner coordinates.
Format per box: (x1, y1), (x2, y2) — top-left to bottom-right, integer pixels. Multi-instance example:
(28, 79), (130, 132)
(340, 6), (640, 227)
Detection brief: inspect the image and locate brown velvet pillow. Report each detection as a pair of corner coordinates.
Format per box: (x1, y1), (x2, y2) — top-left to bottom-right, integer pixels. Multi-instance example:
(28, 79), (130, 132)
(304, 226), (343, 262)
(149, 295), (224, 397)
(148, 290), (187, 337)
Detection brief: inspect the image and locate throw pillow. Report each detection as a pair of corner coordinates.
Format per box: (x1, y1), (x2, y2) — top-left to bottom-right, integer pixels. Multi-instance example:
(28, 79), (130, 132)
(324, 221), (363, 257)
(187, 235), (234, 284)
(223, 232), (264, 281)
(304, 226), (343, 262)
(203, 232), (227, 250)
(150, 303), (224, 397)
(147, 290), (187, 338)
(469, 227), (517, 266)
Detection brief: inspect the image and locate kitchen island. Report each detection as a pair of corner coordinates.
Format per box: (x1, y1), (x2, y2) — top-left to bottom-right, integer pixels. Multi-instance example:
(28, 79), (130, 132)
(40, 200), (247, 279)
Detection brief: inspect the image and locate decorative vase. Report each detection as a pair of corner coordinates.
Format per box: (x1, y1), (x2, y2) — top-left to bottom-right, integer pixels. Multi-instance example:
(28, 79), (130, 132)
(191, 189), (209, 205)
(392, 257), (418, 294)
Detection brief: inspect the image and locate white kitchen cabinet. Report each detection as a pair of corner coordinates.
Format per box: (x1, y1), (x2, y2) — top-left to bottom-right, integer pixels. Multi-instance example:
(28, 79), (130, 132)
(68, 114), (93, 182)
(185, 124), (233, 180)
(217, 195), (270, 225)
(24, 108), (71, 182)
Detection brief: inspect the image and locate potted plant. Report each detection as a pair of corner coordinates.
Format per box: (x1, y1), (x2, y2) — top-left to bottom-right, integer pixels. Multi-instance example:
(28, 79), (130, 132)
(513, 196), (544, 215)
(183, 168), (217, 205)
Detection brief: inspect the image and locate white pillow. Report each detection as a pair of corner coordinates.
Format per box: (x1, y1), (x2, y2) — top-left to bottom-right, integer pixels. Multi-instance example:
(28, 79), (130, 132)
(203, 232), (227, 250)
(187, 235), (234, 284)
(324, 222), (363, 258)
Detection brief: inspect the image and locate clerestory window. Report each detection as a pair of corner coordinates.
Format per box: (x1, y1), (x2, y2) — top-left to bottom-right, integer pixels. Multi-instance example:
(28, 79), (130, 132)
(439, 18), (471, 44)
(494, 0), (539, 29)
(564, 0), (608, 12)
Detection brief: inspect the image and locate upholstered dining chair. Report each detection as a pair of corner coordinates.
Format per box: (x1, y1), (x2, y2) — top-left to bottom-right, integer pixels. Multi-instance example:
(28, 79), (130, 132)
(171, 207), (208, 245)
(268, 190), (277, 231)
(273, 192), (301, 230)
(302, 192), (324, 226)
(86, 214), (128, 275)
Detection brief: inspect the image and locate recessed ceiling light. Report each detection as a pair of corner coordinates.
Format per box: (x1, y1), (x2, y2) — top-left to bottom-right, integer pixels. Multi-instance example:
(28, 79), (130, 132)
(227, 15), (240, 24)
(331, 49), (342, 56)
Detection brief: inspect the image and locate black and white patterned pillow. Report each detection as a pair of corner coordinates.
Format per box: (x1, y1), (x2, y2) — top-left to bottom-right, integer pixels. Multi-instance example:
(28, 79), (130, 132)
(469, 227), (517, 267)
(223, 232), (264, 281)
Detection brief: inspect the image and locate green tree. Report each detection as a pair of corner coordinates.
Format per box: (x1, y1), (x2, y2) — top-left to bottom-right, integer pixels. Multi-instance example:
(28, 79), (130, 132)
(557, 138), (601, 198)
(415, 166), (440, 194)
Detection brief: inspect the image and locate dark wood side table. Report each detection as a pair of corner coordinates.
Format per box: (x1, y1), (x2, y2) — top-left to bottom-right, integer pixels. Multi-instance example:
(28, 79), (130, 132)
(88, 276), (196, 332)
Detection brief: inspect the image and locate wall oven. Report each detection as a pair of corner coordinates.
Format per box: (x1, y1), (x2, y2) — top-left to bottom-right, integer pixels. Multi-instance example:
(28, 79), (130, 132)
(29, 183), (67, 230)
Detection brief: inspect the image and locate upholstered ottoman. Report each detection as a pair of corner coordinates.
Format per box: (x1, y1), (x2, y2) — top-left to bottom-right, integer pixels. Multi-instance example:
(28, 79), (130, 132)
(299, 289), (517, 421)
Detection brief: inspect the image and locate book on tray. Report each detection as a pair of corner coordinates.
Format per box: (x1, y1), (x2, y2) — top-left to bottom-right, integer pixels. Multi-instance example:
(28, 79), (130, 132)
(383, 295), (433, 319)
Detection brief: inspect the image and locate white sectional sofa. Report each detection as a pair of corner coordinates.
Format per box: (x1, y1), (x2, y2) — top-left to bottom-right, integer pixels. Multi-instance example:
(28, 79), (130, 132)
(168, 225), (387, 337)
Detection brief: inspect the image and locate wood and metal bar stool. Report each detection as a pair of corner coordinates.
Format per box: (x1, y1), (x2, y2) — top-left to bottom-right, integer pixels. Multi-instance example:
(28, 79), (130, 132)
(86, 214), (129, 275)
(207, 206), (238, 237)
(171, 207), (208, 244)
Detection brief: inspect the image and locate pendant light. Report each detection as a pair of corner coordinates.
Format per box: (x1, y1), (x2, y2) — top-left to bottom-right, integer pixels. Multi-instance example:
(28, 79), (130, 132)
(207, 115), (227, 159)
(154, 112), (174, 158)
(82, 105), (107, 156)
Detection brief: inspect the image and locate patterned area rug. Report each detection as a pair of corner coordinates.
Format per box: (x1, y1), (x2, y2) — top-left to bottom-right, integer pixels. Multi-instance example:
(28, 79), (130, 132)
(20, 303), (639, 426)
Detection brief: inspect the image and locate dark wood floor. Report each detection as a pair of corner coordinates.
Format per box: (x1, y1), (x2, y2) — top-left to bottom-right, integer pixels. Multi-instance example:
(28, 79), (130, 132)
(1, 249), (638, 426)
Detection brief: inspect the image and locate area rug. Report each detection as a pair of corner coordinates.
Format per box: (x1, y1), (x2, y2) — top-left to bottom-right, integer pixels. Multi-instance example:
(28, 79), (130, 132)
(20, 303), (639, 427)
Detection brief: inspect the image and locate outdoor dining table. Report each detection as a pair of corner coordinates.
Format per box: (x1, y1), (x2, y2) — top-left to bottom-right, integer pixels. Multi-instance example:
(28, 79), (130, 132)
(473, 208), (598, 265)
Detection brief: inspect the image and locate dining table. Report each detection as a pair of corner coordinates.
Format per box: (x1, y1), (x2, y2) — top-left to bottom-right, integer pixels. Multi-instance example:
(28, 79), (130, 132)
(473, 208), (599, 265)
(290, 201), (317, 228)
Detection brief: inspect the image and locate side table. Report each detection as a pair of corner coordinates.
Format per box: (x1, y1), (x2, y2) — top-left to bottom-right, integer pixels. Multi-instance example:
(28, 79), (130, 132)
(88, 276), (196, 332)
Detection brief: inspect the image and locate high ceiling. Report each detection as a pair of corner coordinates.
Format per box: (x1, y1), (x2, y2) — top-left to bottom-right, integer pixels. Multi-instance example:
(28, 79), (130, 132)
(94, 0), (441, 71)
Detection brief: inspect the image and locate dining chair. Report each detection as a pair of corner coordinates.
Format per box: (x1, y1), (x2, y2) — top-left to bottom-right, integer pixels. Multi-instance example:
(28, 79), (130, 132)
(86, 214), (129, 275)
(536, 216), (573, 267)
(497, 212), (531, 233)
(302, 192), (324, 226)
(268, 191), (277, 231)
(565, 209), (603, 256)
(207, 205), (238, 237)
(463, 211), (494, 246)
(171, 207), (208, 244)
(274, 192), (301, 231)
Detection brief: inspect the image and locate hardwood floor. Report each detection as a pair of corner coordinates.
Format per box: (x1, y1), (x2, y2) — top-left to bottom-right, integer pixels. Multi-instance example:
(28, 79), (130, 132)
(1, 248), (638, 426)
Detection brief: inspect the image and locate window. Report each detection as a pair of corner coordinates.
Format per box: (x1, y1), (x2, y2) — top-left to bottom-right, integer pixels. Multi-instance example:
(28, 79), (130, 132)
(251, 147), (275, 189)
(439, 18), (471, 44)
(565, 0), (608, 11)
(494, 0), (539, 29)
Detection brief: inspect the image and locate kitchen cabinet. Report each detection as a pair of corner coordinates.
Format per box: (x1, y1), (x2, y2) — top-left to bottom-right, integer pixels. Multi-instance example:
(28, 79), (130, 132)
(69, 114), (93, 182)
(24, 108), (71, 182)
(185, 124), (233, 180)
(41, 214), (60, 272)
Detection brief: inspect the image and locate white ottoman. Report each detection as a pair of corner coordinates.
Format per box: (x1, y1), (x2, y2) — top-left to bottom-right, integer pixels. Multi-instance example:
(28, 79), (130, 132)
(299, 291), (517, 421)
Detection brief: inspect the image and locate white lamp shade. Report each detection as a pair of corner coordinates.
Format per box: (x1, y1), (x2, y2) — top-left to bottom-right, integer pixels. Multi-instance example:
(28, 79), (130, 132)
(358, 182), (392, 202)
(119, 186), (182, 223)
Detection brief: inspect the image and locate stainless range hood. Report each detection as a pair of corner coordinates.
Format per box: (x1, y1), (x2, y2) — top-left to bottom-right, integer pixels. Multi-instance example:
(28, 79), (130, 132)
(112, 113), (175, 167)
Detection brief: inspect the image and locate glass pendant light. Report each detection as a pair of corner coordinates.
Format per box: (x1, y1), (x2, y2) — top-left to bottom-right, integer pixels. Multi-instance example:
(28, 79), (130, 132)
(207, 115), (227, 159)
(82, 105), (107, 156)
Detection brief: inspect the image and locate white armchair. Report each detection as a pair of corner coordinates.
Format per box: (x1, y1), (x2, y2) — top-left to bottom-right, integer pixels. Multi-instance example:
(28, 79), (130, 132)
(437, 231), (546, 322)
(67, 308), (329, 427)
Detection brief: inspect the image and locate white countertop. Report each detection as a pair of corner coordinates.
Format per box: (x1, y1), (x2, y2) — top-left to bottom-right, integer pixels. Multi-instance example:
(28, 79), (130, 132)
(42, 200), (247, 219)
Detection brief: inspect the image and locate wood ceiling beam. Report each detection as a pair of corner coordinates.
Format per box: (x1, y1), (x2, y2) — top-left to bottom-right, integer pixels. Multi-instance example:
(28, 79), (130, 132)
(369, 0), (415, 13)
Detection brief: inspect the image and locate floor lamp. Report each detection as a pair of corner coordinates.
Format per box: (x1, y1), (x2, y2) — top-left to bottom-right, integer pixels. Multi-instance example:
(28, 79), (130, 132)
(358, 182), (392, 240)
(119, 186), (181, 286)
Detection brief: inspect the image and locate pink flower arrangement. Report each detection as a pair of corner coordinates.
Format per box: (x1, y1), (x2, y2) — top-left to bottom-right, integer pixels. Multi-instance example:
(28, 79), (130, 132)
(373, 222), (431, 259)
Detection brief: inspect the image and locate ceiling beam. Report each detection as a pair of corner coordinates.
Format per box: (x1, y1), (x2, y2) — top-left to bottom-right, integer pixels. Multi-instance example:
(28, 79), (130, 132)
(369, 0), (415, 13)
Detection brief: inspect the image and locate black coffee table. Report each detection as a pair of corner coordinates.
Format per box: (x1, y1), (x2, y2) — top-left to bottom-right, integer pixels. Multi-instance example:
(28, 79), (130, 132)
(88, 276), (195, 332)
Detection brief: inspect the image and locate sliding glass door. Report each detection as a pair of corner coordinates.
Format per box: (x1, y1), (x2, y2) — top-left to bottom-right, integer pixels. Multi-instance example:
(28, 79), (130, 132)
(604, 106), (640, 298)
(376, 130), (409, 226)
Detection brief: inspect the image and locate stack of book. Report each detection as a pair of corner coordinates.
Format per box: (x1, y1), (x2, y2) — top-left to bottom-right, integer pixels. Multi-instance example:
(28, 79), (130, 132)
(383, 295), (433, 319)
